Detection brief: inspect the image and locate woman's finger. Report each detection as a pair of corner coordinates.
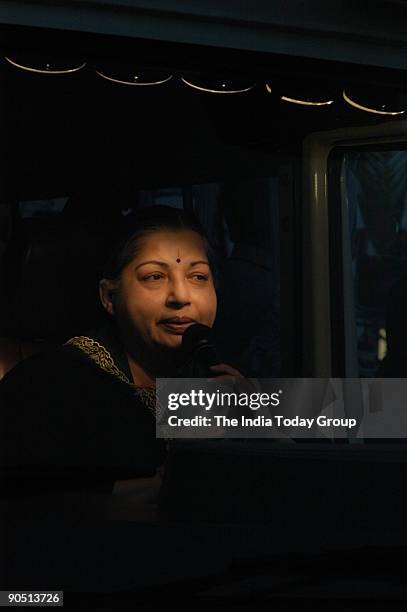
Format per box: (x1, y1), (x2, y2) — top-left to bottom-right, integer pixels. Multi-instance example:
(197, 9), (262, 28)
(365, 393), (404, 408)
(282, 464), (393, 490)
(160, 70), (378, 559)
(209, 363), (243, 377)
(207, 374), (236, 385)
(209, 365), (257, 395)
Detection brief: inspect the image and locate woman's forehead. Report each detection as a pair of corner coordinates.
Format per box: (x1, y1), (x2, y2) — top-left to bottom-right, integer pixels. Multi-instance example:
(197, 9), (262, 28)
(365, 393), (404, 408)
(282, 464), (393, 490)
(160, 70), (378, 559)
(136, 229), (207, 259)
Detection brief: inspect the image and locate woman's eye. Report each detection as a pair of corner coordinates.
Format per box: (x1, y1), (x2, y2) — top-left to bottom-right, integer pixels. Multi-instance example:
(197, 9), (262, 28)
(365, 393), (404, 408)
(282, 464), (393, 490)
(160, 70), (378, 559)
(191, 273), (209, 281)
(144, 273), (164, 281)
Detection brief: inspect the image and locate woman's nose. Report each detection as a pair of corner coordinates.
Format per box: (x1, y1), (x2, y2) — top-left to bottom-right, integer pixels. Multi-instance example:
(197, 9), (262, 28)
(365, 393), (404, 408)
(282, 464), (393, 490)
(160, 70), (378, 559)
(166, 278), (191, 307)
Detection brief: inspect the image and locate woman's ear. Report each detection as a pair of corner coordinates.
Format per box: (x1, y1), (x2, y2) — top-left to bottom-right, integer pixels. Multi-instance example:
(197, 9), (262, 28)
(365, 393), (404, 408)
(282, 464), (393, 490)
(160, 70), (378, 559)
(99, 279), (117, 316)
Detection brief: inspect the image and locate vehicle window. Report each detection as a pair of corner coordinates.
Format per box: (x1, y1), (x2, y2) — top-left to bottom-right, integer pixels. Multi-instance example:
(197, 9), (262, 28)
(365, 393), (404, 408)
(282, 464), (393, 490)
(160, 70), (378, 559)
(334, 149), (407, 377)
(138, 187), (184, 210)
(7, 179), (282, 376)
(19, 197), (68, 218)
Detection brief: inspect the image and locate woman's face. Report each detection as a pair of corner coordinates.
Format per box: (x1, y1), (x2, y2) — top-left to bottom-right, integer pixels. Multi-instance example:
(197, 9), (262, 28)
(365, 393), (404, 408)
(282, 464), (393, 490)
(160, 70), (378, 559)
(102, 229), (217, 352)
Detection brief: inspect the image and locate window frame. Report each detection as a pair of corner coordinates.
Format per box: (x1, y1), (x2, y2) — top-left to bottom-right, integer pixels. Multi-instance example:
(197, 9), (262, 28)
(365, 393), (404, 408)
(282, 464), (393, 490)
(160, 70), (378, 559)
(328, 142), (407, 377)
(302, 119), (407, 377)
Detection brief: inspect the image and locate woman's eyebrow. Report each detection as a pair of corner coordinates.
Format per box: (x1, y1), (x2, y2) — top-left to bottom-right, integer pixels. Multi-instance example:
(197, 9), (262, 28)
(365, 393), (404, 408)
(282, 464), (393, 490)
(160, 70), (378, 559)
(136, 259), (209, 270)
(135, 260), (167, 270)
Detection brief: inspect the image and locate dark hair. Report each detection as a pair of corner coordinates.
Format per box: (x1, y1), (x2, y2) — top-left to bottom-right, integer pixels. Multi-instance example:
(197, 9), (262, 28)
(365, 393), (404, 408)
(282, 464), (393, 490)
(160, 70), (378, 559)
(102, 205), (218, 284)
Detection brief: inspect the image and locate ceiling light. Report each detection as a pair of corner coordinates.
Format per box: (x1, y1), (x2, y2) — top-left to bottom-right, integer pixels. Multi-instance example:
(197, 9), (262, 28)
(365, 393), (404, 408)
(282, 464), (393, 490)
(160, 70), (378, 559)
(343, 89), (405, 115)
(281, 95), (334, 106)
(181, 76), (255, 94)
(266, 82), (334, 106)
(5, 56), (86, 74)
(96, 68), (172, 86)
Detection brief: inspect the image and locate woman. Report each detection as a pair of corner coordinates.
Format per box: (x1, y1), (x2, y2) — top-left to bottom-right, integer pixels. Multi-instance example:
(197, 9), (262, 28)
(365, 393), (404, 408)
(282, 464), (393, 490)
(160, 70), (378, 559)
(0, 205), (242, 515)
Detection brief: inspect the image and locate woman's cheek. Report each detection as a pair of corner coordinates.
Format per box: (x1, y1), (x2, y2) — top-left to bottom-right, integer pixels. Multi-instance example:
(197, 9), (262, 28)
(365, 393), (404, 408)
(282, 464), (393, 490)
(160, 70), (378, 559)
(208, 289), (218, 323)
(200, 299), (217, 327)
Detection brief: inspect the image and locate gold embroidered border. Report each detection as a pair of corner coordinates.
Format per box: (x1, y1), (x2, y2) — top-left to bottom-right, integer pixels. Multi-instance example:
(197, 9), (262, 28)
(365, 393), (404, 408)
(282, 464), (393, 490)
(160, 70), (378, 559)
(66, 336), (131, 385)
(65, 335), (156, 413)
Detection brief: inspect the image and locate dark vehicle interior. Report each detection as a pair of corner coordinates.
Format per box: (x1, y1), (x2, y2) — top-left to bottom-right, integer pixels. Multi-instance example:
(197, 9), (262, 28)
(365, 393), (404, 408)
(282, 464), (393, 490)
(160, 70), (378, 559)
(2, 17), (407, 608)
(0, 24), (403, 377)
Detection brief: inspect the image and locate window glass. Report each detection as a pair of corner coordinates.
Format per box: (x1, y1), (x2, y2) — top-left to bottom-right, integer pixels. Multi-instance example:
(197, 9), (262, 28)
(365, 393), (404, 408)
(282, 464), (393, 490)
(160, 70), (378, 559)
(138, 188), (184, 210)
(19, 197), (68, 218)
(341, 150), (407, 377)
(193, 178), (280, 378)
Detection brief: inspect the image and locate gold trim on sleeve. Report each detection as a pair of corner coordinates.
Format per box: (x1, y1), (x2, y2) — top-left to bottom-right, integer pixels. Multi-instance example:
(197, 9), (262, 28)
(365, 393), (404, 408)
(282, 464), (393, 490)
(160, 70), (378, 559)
(66, 336), (131, 384)
(65, 335), (156, 413)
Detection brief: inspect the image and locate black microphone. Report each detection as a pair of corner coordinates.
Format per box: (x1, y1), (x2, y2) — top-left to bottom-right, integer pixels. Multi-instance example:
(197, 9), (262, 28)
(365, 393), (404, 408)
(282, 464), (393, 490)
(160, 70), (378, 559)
(177, 323), (220, 377)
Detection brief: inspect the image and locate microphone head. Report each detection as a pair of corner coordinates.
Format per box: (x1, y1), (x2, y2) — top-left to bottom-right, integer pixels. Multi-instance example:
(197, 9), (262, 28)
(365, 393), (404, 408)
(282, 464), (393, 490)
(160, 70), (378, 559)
(181, 323), (214, 355)
(179, 323), (219, 374)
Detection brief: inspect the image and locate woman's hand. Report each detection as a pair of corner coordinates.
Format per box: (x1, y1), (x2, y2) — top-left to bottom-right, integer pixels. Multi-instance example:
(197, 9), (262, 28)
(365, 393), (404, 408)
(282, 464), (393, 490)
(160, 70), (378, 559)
(208, 363), (255, 394)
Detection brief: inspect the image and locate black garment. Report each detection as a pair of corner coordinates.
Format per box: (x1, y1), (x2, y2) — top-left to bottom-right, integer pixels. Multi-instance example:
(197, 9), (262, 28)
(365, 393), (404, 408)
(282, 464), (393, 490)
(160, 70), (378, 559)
(0, 321), (165, 493)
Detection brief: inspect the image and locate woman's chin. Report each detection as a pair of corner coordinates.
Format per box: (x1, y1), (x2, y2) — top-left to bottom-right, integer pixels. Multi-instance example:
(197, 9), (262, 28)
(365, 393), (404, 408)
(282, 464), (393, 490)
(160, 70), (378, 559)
(163, 336), (184, 349)
(154, 334), (183, 351)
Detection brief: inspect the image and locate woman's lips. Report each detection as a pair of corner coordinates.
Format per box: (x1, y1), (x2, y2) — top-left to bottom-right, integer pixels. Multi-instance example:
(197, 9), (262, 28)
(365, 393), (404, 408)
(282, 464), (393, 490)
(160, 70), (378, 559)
(159, 318), (196, 335)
